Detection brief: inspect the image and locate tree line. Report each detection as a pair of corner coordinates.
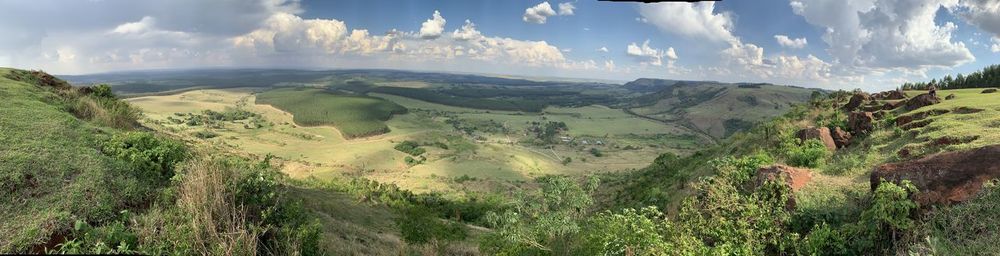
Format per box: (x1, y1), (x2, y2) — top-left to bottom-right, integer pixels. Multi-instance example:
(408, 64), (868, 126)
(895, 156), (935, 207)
(901, 64), (1000, 90)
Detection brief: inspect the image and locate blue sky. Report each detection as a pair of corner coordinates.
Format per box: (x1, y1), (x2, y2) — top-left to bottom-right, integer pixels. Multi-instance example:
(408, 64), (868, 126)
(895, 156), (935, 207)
(0, 0), (998, 90)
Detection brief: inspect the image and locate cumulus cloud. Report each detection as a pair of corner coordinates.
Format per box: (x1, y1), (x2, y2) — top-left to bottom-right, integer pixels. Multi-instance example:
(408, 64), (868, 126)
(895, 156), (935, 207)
(626, 40), (676, 66)
(789, 0), (974, 71)
(558, 2), (576, 16)
(604, 60), (615, 71)
(638, 2), (736, 43)
(719, 41), (833, 84)
(952, 0), (1000, 37)
(597, 46), (609, 53)
(523, 2), (557, 24)
(992, 37), (1000, 53)
(452, 20), (482, 41)
(419, 10), (446, 39)
(774, 35), (808, 48)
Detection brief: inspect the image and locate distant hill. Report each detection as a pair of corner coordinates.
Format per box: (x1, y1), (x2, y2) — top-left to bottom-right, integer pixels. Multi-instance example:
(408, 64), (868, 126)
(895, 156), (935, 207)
(624, 79), (820, 139)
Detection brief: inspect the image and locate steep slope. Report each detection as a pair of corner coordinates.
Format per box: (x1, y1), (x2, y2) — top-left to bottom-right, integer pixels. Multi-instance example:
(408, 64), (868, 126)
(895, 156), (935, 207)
(0, 68), (142, 251)
(626, 79), (818, 139)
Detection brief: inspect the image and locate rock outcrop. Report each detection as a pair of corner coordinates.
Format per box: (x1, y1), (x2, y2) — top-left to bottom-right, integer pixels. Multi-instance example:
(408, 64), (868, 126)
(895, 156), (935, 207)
(903, 93), (940, 111)
(884, 90), (907, 100)
(881, 100), (903, 110)
(831, 127), (851, 148)
(945, 94), (956, 100)
(796, 127), (837, 151)
(982, 88), (997, 94)
(754, 165), (814, 209)
(871, 145), (1000, 206)
(848, 111), (875, 134)
(843, 93), (870, 111)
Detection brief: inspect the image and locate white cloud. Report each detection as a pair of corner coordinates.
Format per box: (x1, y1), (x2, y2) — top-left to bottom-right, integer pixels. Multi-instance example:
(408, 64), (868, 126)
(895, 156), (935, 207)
(523, 2), (557, 24)
(638, 2), (736, 43)
(626, 40), (676, 66)
(953, 0), (1000, 38)
(597, 46), (608, 53)
(604, 60), (615, 71)
(774, 35), (808, 48)
(452, 20), (482, 41)
(419, 10), (446, 39)
(558, 2), (576, 16)
(992, 37), (1000, 53)
(789, 0), (974, 71)
(112, 16), (156, 34)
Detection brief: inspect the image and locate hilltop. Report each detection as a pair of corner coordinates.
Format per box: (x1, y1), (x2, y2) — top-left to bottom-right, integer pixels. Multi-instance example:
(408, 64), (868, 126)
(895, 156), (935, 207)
(623, 79), (821, 139)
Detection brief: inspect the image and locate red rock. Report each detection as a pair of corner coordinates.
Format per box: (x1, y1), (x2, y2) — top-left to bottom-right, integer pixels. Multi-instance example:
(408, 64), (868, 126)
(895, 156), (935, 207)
(758, 165), (813, 191)
(871, 145), (1000, 206)
(843, 92), (870, 111)
(755, 165), (814, 209)
(831, 127), (851, 148)
(848, 112), (875, 134)
(796, 127), (837, 151)
(903, 93), (940, 111)
(885, 90), (907, 100)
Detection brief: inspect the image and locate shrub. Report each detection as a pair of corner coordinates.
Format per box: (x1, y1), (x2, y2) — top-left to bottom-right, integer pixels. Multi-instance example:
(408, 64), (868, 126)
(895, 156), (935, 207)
(787, 139), (829, 168)
(394, 140), (426, 156)
(398, 206), (467, 253)
(577, 207), (670, 255)
(101, 132), (187, 183)
(589, 148), (603, 157)
(92, 84), (115, 98)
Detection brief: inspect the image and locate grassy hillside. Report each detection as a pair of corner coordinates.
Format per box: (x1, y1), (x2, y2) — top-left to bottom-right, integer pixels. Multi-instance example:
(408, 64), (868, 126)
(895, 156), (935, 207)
(594, 85), (1000, 255)
(0, 68), (150, 251)
(0, 68), (321, 254)
(256, 87), (408, 138)
(627, 80), (818, 139)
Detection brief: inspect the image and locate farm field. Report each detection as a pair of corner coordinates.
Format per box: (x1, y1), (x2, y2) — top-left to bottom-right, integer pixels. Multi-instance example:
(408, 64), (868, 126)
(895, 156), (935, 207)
(128, 87), (699, 194)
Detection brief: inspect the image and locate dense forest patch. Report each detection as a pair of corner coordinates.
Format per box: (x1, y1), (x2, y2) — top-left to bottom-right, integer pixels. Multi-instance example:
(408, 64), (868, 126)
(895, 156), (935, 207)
(256, 87), (408, 138)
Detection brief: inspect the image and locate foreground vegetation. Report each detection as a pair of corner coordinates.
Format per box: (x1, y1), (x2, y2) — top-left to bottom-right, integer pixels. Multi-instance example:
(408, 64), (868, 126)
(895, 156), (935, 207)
(0, 69), (319, 254)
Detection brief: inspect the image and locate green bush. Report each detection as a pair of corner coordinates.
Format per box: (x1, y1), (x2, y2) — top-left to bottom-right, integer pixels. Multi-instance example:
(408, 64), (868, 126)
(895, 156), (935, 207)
(398, 206), (467, 253)
(577, 207), (670, 255)
(394, 140), (426, 156)
(92, 84), (115, 98)
(787, 139), (829, 168)
(100, 132), (187, 183)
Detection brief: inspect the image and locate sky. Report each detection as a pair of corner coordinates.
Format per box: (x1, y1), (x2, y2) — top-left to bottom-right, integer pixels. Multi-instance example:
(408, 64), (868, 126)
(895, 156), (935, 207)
(0, 0), (998, 90)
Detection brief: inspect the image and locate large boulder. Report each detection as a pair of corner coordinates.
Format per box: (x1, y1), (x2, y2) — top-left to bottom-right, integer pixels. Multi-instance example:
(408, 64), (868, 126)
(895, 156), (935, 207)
(884, 90), (907, 100)
(831, 127), (852, 148)
(945, 94), (956, 100)
(903, 93), (940, 111)
(754, 165), (814, 209)
(843, 92), (870, 111)
(881, 100), (903, 110)
(871, 145), (1000, 206)
(796, 127), (837, 151)
(848, 112), (875, 134)
(983, 88), (998, 94)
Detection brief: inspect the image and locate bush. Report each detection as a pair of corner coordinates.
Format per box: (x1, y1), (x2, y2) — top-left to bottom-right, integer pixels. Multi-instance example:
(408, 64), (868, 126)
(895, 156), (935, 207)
(589, 148), (603, 157)
(577, 207), (670, 255)
(787, 139), (829, 168)
(398, 206), (467, 253)
(394, 140), (426, 156)
(92, 84), (115, 98)
(101, 132), (187, 183)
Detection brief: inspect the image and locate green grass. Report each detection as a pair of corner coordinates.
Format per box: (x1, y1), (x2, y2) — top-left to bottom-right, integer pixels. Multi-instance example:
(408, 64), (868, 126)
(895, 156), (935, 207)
(256, 87), (407, 138)
(0, 68), (144, 252)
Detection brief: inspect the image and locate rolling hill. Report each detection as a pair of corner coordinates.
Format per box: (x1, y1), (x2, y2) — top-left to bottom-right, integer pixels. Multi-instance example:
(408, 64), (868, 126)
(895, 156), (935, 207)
(625, 79), (821, 139)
